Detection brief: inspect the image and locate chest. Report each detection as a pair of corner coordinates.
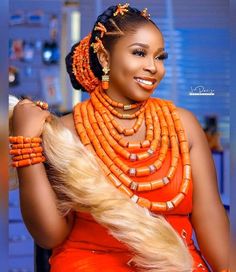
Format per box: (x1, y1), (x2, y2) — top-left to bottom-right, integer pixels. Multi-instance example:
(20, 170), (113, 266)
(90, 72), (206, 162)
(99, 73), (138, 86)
(113, 117), (172, 148)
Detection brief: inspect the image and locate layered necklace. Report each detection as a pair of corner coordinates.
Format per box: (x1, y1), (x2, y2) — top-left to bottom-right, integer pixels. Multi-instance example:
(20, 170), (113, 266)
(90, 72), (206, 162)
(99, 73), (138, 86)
(73, 85), (191, 212)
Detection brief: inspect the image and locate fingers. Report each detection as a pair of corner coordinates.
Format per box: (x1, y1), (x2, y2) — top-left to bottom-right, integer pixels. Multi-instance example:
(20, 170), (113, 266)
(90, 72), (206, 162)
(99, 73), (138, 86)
(42, 109), (51, 118)
(17, 98), (34, 106)
(14, 99), (51, 122)
(45, 114), (52, 123)
(17, 99), (48, 111)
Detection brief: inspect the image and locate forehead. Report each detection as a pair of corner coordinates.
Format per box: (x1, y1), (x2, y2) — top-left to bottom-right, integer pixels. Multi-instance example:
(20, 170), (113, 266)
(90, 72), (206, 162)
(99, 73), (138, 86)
(115, 23), (164, 49)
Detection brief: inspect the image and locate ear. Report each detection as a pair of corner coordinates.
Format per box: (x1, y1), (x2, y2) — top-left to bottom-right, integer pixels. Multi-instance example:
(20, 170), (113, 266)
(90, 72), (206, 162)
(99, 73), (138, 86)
(96, 48), (110, 69)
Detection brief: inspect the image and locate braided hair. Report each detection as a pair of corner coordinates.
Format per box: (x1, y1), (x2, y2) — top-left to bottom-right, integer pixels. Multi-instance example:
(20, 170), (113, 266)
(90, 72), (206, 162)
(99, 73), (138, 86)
(66, 4), (160, 93)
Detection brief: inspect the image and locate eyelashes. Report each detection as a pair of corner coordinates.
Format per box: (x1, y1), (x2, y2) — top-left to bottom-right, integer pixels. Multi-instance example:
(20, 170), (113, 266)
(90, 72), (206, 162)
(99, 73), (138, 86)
(132, 49), (168, 61)
(158, 52), (168, 60)
(133, 49), (146, 57)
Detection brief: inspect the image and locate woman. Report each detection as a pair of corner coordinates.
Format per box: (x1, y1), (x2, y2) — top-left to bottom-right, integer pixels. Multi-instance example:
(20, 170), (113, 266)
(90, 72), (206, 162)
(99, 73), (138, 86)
(10, 4), (229, 272)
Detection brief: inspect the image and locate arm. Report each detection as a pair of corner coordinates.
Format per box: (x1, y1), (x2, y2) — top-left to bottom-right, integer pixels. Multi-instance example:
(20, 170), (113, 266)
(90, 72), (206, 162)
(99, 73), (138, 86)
(17, 164), (74, 249)
(178, 108), (230, 272)
(12, 100), (74, 249)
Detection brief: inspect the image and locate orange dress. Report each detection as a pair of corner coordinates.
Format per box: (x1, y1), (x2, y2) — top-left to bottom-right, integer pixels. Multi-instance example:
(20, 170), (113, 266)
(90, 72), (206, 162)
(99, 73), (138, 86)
(49, 145), (210, 271)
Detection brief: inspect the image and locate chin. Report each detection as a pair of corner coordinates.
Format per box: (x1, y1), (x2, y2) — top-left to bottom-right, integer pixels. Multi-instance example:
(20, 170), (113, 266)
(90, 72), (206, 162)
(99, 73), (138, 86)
(130, 91), (154, 103)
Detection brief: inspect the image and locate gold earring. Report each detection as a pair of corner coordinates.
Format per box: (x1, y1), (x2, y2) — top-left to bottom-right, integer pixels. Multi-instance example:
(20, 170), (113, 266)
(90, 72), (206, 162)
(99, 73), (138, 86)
(102, 66), (110, 90)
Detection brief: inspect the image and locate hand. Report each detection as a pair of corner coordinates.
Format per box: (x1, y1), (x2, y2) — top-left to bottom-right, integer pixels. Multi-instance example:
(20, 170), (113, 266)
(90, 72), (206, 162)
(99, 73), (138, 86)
(12, 99), (51, 137)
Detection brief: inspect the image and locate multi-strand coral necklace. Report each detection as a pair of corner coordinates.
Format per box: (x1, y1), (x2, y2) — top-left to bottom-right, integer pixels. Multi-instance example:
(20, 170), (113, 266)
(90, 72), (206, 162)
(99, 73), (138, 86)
(73, 85), (191, 212)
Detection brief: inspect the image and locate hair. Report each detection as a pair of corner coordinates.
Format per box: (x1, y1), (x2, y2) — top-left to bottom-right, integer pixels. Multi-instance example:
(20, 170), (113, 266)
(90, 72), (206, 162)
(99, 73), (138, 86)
(9, 95), (193, 271)
(66, 4), (161, 93)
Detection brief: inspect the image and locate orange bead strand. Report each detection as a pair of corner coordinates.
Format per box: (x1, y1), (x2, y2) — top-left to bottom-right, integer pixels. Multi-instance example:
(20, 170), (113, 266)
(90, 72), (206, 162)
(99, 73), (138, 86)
(73, 85), (192, 212)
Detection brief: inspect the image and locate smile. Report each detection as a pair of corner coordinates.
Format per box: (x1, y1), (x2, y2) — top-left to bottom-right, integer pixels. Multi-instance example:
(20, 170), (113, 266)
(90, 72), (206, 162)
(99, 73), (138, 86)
(136, 78), (154, 86)
(134, 77), (157, 91)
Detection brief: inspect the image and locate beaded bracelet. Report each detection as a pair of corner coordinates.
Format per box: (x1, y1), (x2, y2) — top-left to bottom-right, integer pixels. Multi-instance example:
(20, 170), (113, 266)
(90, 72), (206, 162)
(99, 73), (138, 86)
(9, 136), (42, 144)
(9, 136), (46, 168)
(11, 143), (41, 149)
(11, 157), (46, 168)
(12, 153), (43, 161)
(10, 147), (43, 156)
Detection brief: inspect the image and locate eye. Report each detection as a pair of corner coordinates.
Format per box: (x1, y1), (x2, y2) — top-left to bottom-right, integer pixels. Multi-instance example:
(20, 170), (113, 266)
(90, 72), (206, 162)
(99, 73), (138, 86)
(133, 49), (146, 57)
(155, 52), (168, 61)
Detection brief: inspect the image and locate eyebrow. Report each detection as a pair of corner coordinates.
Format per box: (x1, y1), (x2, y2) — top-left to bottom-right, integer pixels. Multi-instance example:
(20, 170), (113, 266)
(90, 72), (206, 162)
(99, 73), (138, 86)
(128, 43), (165, 53)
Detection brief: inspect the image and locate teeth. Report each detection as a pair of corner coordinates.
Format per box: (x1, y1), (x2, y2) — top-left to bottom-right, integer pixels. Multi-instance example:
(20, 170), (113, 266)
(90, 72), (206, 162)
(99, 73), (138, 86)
(136, 78), (154, 86)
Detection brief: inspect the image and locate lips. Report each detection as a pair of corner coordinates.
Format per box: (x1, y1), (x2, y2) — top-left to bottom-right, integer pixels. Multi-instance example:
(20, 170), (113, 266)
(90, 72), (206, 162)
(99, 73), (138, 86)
(134, 77), (157, 91)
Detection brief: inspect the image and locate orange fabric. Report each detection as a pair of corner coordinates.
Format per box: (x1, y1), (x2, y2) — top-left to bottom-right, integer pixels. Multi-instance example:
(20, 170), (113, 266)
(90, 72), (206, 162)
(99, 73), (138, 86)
(49, 147), (210, 271)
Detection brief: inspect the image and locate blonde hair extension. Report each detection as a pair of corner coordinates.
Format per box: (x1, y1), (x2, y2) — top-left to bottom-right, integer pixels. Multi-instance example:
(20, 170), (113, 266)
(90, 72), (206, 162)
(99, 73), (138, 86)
(9, 96), (194, 272)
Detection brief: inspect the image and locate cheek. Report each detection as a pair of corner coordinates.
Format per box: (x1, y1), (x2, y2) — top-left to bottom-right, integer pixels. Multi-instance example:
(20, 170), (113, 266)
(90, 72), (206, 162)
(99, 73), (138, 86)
(111, 54), (139, 77)
(121, 58), (140, 76)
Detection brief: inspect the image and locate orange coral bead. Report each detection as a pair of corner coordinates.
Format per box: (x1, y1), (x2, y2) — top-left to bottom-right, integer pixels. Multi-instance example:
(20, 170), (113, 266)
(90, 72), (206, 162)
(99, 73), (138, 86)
(12, 159), (30, 167)
(123, 128), (135, 136)
(31, 156), (46, 164)
(171, 156), (179, 167)
(183, 165), (191, 180)
(151, 178), (165, 190)
(136, 182), (152, 191)
(128, 142), (141, 148)
(108, 173), (122, 187)
(180, 178), (190, 195)
(109, 164), (123, 177)
(175, 119), (183, 131)
(136, 166), (151, 177)
(137, 197), (151, 209)
(182, 152), (191, 165)
(118, 138), (129, 147)
(171, 110), (179, 121)
(80, 131), (91, 145)
(167, 166), (176, 179)
(102, 80), (109, 90)
(161, 126), (168, 136)
(180, 141), (189, 153)
(10, 149), (21, 155)
(119, 174), (132, 187)
(136, 152), (150, 160)
(151, 202), (167, 212)
(119, 184), (133, 197)
(177, 130), (186, 142)
(28, 137), (39, 143)
(154, 159), (162, 170)
(171, 193), (185, 207)
(101, 155), (113, 168)
(141, 140), (150, 148)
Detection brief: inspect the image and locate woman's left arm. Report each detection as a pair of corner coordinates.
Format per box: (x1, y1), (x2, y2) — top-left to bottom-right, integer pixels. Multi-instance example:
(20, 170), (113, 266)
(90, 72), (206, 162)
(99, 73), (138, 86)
(178, 107), (230, 272)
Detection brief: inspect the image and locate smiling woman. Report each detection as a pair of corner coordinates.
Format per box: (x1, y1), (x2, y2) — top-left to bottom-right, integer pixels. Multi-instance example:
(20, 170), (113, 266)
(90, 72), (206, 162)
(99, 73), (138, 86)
(10, 3), (229, 272)
(101, 23), (167, 102)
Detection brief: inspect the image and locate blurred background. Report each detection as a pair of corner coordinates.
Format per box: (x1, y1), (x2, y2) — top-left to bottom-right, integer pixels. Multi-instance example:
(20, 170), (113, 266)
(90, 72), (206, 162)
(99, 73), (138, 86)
(8, 0), (230, 271)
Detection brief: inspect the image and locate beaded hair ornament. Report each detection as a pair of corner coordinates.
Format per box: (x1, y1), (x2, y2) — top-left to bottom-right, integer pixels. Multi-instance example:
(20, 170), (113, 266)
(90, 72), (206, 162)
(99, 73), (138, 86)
(141, 8), (151, 20)
(71, 3), (151, 93)
(91, 4), (151, 54)
(71, 33), (100, 93)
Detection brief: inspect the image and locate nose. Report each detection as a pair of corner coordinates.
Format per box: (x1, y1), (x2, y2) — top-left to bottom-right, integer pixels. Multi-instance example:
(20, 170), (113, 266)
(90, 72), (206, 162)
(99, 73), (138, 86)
(143, 57), (158, 74)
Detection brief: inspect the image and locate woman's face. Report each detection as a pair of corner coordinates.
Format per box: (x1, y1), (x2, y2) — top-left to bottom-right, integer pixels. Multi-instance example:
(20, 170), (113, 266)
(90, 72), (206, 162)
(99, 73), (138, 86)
(107, 22), (166, 103)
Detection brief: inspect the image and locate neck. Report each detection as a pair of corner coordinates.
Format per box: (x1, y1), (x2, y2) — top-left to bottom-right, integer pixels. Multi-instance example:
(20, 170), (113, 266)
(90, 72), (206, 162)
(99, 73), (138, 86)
(104, 88), (147, 115)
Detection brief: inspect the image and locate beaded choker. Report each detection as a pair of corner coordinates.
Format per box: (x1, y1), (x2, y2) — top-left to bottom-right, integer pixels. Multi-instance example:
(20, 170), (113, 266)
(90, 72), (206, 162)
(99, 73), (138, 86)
(73, 86), (191, 212)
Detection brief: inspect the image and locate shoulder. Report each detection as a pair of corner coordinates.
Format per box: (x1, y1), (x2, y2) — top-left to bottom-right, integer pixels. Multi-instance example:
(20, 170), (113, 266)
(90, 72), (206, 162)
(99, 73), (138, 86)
(176, 106), (198, 124)
(152, 98), (203, 150)
(59, 100), (90, 138)
(176, 106), (205, 151)
(59, 112), (77, 137)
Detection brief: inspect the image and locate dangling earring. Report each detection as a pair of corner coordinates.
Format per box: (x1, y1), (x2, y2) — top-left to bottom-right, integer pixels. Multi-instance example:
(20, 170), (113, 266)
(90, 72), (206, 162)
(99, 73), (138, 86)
(102, 66), (110, 90)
